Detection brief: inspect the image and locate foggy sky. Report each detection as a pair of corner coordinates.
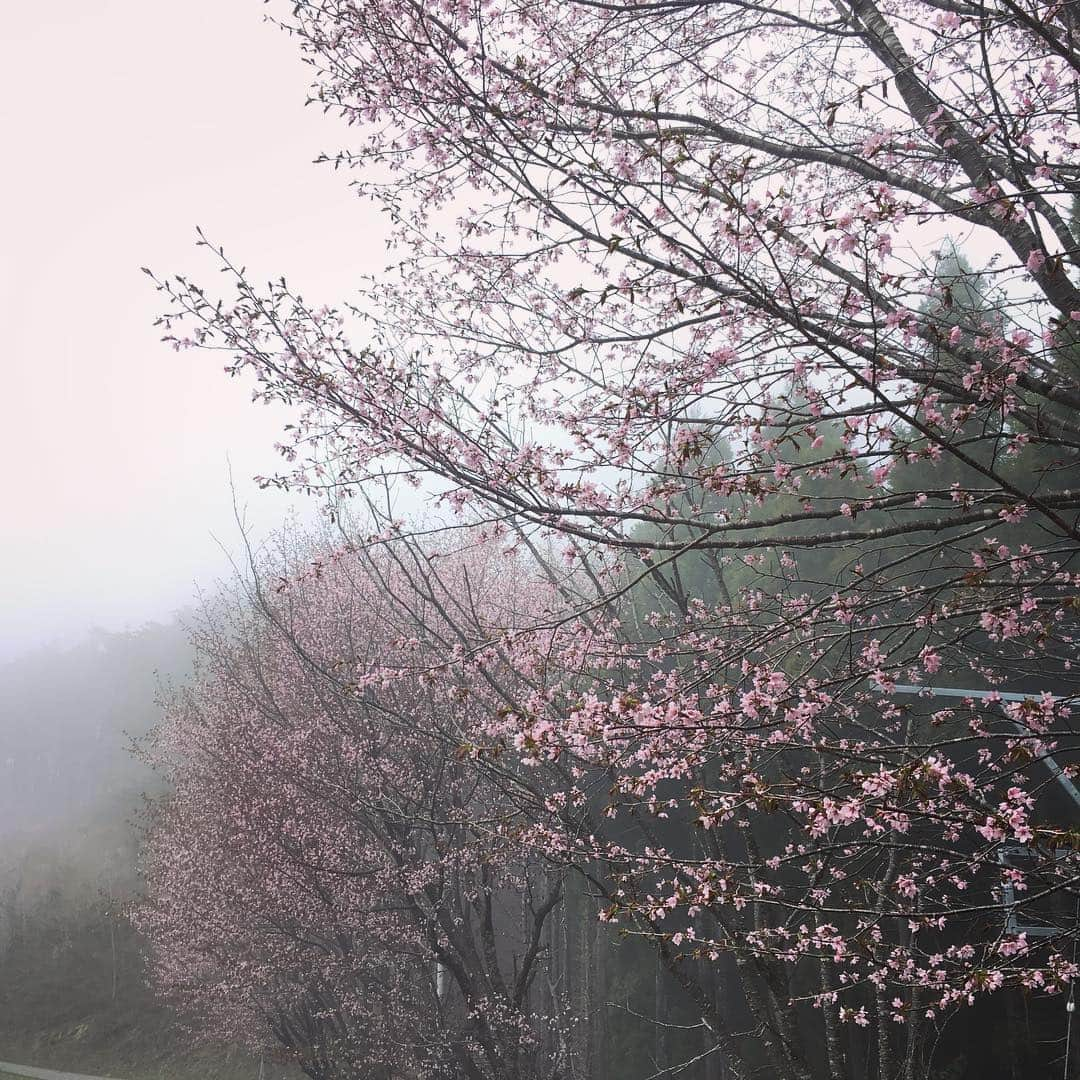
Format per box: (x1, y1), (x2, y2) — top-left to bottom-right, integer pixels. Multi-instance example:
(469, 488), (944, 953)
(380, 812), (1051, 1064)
(1, 2), (387, 660)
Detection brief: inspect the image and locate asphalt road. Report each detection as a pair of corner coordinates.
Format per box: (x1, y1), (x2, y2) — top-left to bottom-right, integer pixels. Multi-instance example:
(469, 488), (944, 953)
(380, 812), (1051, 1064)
(0, 1063), (120, 1080)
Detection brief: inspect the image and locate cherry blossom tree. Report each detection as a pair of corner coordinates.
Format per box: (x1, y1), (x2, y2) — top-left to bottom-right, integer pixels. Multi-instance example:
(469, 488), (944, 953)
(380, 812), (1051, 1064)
(150, 0), (1080, 1076)
(135, 534), (572, 1080)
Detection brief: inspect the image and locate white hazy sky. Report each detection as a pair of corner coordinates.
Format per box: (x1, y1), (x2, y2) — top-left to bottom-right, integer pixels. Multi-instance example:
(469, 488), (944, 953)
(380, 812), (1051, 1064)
(1, 1), (387, 660)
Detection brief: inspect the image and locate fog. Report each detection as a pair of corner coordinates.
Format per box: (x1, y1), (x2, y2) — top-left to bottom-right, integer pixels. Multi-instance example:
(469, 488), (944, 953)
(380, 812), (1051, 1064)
(1, 0), (387, 663)
(0, 6), (384, 1074)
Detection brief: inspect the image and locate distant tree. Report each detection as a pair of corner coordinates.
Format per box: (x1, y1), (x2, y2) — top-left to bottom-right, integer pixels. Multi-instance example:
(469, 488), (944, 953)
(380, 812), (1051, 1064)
(0, 622), (190, 845)
(136, 535), (570, 1080)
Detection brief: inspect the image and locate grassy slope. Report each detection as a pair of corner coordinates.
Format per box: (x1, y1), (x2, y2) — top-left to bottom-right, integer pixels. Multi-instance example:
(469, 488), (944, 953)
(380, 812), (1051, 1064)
(0, 1005), (300, 1080)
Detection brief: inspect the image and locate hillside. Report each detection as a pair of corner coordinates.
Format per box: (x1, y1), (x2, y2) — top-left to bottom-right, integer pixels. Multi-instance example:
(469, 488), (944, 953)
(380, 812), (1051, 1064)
(0, 626), (299, 1080)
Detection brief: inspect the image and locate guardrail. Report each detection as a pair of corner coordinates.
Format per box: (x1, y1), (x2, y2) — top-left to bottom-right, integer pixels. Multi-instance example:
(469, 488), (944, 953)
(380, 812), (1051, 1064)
(0, 1062), (121, 1080)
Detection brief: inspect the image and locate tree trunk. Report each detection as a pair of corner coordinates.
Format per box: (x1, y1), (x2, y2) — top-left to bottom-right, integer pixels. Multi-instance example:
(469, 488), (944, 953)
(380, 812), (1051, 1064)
(654, 950), (668, 1072)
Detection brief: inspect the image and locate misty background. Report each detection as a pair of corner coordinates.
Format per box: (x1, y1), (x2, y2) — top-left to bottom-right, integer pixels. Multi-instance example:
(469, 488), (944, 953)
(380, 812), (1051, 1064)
(1, 0), (389, 662)
(0, 4), (385, 1074)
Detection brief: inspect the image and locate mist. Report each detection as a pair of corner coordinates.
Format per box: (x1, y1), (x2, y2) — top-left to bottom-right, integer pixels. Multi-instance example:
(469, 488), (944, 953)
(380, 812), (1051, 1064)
(0, 3), (385, 1075)
(0, 0), (389, 664)
(4, 1), (1077, 1079)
